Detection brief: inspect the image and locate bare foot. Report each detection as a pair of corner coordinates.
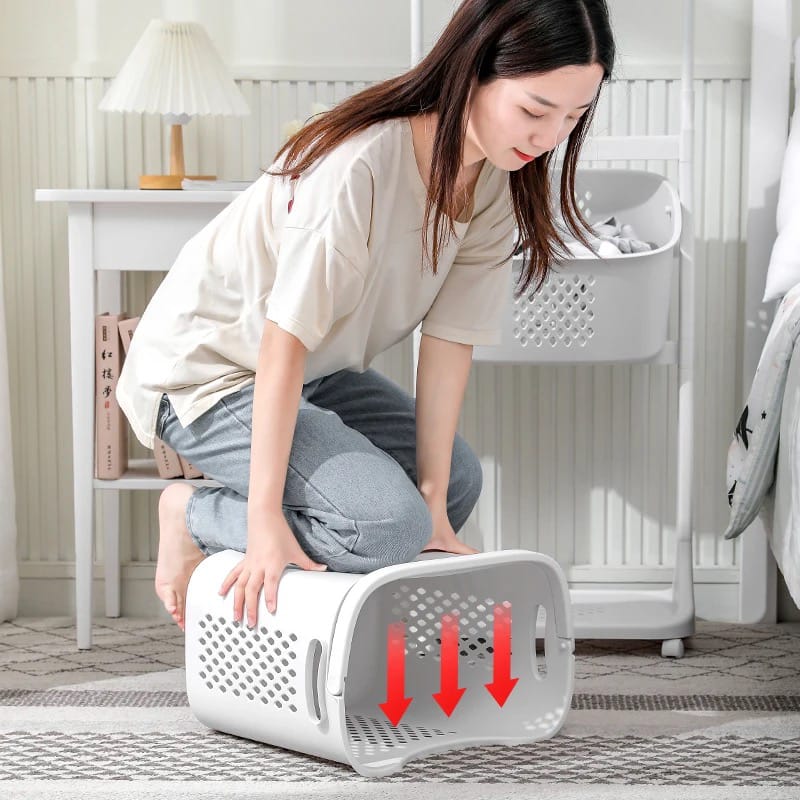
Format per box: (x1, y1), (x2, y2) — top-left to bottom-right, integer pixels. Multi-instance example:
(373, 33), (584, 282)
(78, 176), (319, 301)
(422, 536), (480, 555)
(155, 482), (205, 631)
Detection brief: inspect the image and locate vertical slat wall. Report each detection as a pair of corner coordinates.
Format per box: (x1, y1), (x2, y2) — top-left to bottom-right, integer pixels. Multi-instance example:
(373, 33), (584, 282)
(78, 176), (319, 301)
(0, 74), (747, 603)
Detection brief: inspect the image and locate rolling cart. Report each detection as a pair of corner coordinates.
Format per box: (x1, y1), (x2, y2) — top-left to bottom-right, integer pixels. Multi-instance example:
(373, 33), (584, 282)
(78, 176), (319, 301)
(411, 0), (696, 659)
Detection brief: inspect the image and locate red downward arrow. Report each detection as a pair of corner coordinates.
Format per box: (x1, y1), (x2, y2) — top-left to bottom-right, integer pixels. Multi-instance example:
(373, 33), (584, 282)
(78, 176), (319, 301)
(378, 622), (413, 726)
(432, 612), (466, 716)
(485, 602), (519, 707)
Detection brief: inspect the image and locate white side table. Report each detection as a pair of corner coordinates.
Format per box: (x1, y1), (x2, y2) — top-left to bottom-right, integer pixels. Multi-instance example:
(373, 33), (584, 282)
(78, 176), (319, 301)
(35, 189), (241, 648)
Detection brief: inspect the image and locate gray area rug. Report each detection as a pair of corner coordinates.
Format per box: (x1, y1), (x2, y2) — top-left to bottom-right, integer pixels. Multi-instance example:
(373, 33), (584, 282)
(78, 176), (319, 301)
(1, 619), (799, 798)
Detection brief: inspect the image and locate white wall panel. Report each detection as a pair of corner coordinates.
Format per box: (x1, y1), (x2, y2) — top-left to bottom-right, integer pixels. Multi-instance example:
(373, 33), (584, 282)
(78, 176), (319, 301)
(0, 0), (770, 79)
(0, 73), (750, 615)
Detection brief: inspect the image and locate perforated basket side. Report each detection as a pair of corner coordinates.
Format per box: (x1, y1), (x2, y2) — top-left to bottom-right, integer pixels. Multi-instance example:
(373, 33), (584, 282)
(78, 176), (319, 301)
(333, 554), (574, 777)
(195, 614), (302, 710)
(475, 168), (681, 364)
(511, 272), (598, 351)
(184, 551), (359, 768)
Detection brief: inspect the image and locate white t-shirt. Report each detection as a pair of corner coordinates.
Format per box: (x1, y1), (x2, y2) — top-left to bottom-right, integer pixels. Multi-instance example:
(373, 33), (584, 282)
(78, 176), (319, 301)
(117, 116), (515, 449)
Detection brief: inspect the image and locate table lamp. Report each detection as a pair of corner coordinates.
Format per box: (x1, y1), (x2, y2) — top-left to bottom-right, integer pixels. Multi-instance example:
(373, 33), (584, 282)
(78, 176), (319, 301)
(99, 20), (250, 189)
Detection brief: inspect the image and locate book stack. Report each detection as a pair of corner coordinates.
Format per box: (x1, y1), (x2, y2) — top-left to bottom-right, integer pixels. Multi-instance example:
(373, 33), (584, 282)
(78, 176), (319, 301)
(95, 313), (205, 481)
(94, 313), (128, 479)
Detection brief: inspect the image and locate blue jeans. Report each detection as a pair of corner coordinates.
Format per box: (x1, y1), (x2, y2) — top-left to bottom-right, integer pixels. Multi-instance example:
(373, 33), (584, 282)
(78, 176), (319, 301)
(156, 368), (483, 573)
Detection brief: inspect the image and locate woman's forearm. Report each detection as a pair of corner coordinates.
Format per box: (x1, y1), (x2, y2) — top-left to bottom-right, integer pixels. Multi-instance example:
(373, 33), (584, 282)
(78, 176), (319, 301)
(247, 320), (308, 524)
(415, 334), (473, 508)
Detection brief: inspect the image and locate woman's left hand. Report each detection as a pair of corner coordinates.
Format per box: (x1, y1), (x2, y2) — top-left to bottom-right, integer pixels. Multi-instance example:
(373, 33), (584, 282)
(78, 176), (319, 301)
(421, 506), (481, 555)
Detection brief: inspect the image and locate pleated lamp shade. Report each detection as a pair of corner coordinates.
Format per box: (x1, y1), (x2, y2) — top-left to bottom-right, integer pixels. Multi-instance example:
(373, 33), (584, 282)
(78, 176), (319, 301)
(99, 20), (250, 189)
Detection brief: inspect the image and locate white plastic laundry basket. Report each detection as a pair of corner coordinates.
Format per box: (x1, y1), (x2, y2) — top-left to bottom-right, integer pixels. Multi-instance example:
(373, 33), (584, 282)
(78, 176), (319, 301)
(473, 168), (682, 364)
(185, 548), (574, 777)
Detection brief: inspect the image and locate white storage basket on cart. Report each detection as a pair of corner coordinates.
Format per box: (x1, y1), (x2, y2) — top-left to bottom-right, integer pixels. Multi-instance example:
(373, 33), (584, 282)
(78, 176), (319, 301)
(474, 168), (682, 365)
(185, 548), (574, 777)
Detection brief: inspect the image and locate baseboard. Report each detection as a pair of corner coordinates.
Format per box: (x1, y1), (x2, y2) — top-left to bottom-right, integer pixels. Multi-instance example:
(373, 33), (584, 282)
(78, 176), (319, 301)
(18, 562), (168, 620)
(17, 560), (753, 623)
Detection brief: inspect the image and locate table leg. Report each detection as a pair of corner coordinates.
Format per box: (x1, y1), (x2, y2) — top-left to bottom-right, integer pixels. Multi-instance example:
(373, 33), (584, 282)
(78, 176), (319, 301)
(97, 271), (123, 619)
(68, 204), (96, 649)
(103, 491), (121, 617)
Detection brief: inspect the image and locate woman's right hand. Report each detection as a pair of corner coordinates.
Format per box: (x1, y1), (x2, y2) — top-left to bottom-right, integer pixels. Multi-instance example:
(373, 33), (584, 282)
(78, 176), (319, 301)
(218, 511), (327, 626)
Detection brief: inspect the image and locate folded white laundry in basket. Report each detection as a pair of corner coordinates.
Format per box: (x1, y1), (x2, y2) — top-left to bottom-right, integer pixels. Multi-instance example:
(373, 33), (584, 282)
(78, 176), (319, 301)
(565, 216), (657, 257)
(515, 216), (656, 258)
(564, 238), (624, 259)
(589, 216), (657, 253)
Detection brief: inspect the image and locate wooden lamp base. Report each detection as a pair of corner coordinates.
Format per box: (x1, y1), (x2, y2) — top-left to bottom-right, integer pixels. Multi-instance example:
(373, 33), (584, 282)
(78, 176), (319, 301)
(139, 122), (215, 190)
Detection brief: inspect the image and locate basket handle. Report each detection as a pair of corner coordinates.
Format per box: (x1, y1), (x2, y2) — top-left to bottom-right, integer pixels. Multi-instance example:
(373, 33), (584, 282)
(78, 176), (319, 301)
(305, 639), (326, 726)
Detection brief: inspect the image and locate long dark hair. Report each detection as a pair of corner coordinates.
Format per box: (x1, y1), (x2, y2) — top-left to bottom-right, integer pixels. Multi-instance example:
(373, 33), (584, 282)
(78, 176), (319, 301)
(270, 0), (615, 295)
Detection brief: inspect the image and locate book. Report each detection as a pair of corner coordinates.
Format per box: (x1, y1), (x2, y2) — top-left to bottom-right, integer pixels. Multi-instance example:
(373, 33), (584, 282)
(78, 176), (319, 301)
(117, 316), (190, 480)
(95, 313), (128, 479)
(181, 178), (253, 191)
(116, 317), (138, 351)
(178, 455), (204, 480)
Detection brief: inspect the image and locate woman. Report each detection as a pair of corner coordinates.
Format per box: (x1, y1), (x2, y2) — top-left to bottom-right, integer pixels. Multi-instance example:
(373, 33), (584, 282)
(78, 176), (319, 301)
(116, 0), (615, 631)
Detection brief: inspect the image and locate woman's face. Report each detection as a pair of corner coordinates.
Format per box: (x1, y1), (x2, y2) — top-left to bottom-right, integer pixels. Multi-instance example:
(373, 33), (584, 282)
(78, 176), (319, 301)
(464, 64), (605, 170)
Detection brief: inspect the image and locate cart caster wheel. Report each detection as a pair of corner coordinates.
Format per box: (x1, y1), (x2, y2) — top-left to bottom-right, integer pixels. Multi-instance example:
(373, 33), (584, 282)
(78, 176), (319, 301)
(661, 638), (684, 659)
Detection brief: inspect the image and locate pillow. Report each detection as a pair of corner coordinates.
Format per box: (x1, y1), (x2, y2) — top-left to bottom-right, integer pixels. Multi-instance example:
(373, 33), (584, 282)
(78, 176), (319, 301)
(762, 37), (800, 303)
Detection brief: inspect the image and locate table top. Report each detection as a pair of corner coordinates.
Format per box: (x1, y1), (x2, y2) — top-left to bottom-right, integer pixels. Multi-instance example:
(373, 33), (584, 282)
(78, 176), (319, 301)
(35, 189), (244, 203)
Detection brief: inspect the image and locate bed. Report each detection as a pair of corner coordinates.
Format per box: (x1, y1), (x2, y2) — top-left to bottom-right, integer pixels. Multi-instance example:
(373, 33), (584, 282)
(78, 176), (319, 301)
(725, 24), (800, 612)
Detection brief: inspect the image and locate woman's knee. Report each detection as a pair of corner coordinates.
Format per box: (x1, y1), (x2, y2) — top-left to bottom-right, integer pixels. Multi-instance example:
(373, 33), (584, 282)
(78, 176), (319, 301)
(352, 488), (433, 568)
(448, 436), (483, 528)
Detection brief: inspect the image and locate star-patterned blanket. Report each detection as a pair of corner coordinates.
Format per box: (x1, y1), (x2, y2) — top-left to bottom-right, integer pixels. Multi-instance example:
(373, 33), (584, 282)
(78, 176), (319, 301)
(725, 283), (800, 603)
(725, 286), (800, 538)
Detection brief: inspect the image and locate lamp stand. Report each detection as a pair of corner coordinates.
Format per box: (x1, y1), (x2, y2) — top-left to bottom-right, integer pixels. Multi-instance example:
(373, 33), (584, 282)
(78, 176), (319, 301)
(139, 123), (216, 190)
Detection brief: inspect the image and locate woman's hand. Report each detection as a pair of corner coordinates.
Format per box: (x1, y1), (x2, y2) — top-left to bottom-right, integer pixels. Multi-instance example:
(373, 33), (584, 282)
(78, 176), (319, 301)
(218, 511), (327, 626)
(422, 504), (480, 556)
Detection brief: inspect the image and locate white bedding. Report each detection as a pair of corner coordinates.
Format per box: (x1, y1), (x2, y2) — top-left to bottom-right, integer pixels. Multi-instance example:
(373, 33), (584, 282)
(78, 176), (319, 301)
(762, 37), (800, 302)
(725, 282), (800, 606)
(771, 334), (800, 607)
